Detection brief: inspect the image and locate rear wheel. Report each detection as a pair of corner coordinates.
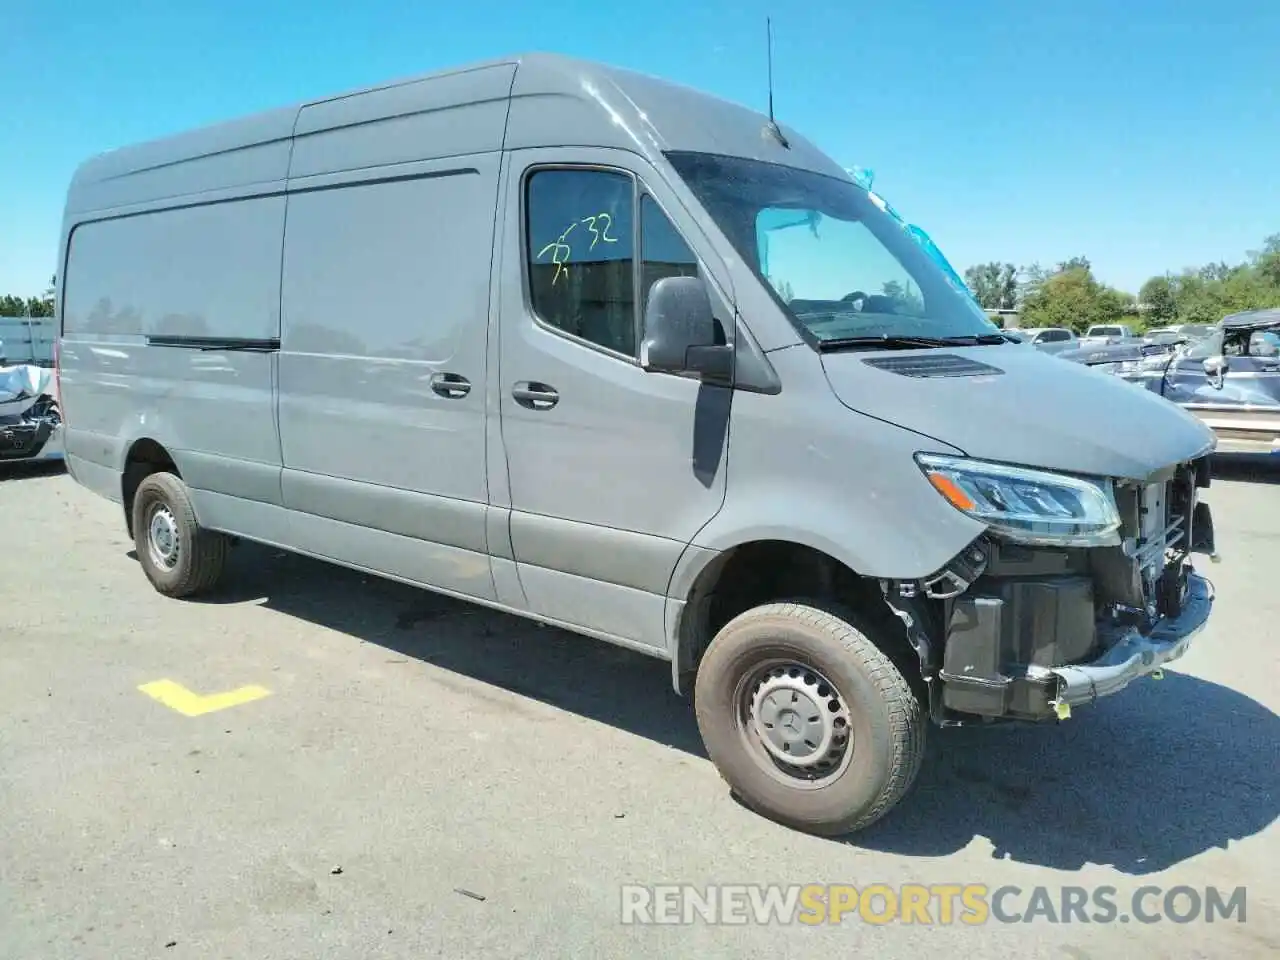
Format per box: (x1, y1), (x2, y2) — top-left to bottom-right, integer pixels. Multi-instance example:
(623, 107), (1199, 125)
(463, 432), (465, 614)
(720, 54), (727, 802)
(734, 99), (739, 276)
(131, 471), (228, 598)
(694, 601), (925, 836)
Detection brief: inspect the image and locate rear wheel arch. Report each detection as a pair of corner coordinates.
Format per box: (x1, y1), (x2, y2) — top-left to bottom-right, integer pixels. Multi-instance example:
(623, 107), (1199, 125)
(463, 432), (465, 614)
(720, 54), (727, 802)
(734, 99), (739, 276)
(131, 470), (229, 598)
(121, 437), (181, 539)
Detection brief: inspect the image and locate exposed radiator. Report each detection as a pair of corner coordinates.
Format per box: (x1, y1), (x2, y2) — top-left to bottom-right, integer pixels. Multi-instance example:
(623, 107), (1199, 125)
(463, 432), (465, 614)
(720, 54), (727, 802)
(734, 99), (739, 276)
(1133, 475), (1195, 618)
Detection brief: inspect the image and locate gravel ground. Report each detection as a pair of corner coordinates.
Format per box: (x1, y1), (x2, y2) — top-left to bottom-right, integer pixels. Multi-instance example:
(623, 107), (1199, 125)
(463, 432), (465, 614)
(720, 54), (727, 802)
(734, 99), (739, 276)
(1, 457), (1277, 959)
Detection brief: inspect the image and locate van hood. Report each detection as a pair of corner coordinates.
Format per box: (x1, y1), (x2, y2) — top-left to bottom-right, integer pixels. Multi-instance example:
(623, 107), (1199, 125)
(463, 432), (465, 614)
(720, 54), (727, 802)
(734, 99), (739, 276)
(819, 344), (1214, 481)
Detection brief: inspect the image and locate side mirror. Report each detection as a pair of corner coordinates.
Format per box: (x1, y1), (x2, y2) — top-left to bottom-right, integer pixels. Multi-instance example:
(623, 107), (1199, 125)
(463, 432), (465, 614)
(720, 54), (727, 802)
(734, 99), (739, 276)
(640, 276), (732, 382)
(1203, 355), (1228, 386)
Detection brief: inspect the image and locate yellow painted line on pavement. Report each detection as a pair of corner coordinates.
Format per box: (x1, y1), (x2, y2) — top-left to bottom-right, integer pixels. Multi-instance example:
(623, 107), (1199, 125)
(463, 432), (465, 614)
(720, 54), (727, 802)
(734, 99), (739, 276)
(138, 679), (272, 717)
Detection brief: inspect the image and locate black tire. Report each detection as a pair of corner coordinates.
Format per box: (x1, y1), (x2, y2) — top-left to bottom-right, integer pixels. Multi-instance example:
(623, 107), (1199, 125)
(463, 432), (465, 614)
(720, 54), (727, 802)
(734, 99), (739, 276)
(131, 471), (228, 598)
(694, 601), (925, 836)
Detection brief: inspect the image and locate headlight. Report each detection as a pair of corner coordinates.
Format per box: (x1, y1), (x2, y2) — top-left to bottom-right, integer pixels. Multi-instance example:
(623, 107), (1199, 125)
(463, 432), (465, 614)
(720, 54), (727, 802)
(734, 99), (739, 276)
(916, 454), (1121, 547)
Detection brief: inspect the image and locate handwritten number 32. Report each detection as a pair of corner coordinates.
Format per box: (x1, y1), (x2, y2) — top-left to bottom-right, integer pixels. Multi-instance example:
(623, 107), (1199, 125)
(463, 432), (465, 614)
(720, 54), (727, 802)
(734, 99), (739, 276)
(537, 212), (619, 285)
(582, 213), (617, 249)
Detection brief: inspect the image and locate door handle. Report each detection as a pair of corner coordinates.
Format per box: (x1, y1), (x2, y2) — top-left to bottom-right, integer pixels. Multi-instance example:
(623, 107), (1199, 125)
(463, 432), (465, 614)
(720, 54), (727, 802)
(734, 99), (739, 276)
(430, 372), (471, 398)
(512, 381), (559, 409)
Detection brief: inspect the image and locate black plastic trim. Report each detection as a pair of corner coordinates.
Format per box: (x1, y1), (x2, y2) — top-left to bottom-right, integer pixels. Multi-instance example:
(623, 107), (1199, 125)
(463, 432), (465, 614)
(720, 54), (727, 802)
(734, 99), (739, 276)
(145, 335), (281, 352)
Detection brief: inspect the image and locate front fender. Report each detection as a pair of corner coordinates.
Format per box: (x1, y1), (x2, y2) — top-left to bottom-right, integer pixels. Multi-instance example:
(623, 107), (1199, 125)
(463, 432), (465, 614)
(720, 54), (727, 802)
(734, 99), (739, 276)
(681, 346), (987, 595)
(661, 348), (988, 692)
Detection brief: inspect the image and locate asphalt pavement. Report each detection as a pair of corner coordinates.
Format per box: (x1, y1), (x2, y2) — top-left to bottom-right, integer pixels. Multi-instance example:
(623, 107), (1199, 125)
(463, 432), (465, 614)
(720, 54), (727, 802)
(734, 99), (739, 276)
(1, 457), (1277, 959)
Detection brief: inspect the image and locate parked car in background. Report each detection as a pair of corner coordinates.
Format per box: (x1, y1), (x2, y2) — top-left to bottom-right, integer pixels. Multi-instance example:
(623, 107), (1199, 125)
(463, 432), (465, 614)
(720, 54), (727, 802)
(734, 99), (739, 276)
(1144, 323), (1213, 347)
(1057, 338), (1181, 369)
(1079, 323), (1137, 348)
(0, 317), (63, 464)
(1017, 326), (1079, 354)
(1079, 308), (1280, 456)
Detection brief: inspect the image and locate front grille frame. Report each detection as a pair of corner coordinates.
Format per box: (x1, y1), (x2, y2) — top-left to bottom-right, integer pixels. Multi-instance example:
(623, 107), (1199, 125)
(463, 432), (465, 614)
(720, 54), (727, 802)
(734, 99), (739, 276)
(1130, 460), (1201, 621)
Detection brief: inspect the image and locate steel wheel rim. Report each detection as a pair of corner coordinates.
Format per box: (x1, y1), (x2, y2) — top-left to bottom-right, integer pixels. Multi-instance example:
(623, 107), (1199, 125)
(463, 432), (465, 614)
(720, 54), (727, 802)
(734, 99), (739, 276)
(147, 503), (181, 571)
(735, 659), (855, 788)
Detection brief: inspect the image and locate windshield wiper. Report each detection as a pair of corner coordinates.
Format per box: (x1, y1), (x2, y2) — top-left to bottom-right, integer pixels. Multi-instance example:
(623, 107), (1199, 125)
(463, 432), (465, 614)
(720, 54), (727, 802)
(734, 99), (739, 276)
(818, 335), (959, 352)
(944, 334), (1014, 346)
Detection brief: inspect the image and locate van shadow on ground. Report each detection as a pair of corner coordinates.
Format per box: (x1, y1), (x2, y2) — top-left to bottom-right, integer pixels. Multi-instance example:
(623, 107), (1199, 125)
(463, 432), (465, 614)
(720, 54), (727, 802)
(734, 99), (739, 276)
(1212, 453), (1280, 484)
(193, 541), (1278, 877)
(0, 460), (66, 482)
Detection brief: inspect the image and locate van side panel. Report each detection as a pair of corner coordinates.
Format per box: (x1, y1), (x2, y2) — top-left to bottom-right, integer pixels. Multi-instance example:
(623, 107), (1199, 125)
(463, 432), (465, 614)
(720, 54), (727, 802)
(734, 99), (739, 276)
(59, 196), (286, 508)
(289, 63), (515, 179)
(270, 66), (515, 601)
(63, 106), (296, 215)
(277, 162), (502, 599)
(63, 201), (283, 341)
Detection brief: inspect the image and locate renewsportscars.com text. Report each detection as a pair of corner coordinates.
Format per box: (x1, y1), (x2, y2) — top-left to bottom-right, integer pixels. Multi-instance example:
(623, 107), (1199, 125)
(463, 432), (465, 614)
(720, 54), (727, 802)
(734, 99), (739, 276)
(620, 883), (1248, 926)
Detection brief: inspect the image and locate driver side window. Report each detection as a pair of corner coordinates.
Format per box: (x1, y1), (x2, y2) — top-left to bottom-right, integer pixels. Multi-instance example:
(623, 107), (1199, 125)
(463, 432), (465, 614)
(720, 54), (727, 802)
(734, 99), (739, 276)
(524, 167), (706, 359)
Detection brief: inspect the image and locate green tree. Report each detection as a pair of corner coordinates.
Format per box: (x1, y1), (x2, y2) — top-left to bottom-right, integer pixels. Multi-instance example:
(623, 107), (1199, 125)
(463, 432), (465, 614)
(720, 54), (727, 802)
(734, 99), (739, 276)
(1056, 256), (1092, 274)
(1155, 237), (1280, 323)
(882, 279), (925, 315)
(24, 296), (54, 318)
(963, 262), (1019, 309)
(1020, 262), (1133, 333)
(0, 276), (56, 317)
(1016, 262), (1050, 305)
(1140, 275), (1178, 324)
(1251, 234), (1280, 289)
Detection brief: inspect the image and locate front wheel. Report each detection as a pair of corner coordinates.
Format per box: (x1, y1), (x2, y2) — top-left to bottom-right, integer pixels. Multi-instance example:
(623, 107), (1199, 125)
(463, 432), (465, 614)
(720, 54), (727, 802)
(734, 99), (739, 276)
(693, 601), (925, 836)
(131, 471), (229, 598)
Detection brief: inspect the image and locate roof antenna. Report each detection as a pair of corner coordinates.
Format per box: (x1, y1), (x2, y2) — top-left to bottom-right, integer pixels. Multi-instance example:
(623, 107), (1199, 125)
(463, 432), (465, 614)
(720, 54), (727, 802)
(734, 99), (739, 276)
(765, 17), (790, 148)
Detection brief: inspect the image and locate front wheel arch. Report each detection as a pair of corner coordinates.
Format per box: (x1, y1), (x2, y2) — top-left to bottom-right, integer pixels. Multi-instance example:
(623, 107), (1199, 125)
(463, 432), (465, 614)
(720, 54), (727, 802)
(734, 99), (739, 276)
(670, 539), (926, 704)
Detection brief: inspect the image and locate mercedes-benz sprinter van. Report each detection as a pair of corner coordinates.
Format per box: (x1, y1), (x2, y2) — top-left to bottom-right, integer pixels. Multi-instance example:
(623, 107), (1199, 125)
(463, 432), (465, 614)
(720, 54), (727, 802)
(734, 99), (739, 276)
(55, 53), (1219, 835)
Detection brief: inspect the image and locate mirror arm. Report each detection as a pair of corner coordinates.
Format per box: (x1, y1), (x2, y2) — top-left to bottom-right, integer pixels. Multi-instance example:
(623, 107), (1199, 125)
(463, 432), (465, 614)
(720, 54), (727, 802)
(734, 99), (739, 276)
(685, 344), (734, 384)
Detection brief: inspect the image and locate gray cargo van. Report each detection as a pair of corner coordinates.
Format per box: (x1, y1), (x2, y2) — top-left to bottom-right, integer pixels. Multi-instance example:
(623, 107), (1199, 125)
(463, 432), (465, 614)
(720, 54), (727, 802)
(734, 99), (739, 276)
(55, 53), (1219, 835)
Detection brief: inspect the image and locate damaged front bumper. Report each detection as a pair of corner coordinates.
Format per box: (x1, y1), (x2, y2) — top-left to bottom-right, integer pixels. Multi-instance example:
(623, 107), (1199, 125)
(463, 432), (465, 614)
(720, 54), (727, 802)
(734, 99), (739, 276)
(923, 564), (1215, 722)
(888, 454), (1218, 724)
(1032, 572), (1212, 715)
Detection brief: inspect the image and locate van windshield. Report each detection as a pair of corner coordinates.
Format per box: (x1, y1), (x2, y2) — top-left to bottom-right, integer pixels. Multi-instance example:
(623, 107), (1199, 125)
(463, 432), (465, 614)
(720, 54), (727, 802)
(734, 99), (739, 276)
(664, 151), (999, 346)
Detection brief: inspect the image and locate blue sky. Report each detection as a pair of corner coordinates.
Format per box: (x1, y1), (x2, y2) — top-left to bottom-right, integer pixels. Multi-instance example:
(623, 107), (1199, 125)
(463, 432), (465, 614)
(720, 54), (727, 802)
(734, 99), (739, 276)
(2, 0), (1276, 299)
